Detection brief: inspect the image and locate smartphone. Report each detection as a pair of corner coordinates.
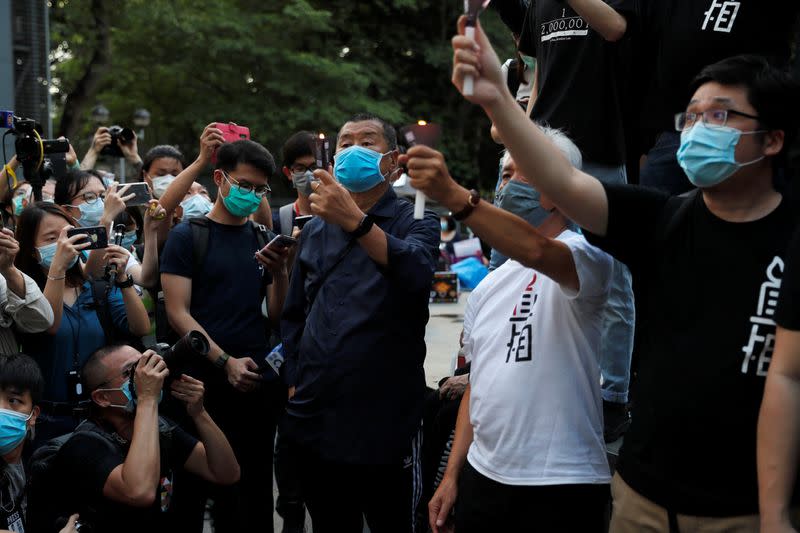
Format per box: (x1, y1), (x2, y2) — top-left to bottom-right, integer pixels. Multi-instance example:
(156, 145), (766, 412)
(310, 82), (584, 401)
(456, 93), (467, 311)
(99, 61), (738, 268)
(211, 122), (251, 164)
(265, 235), (298, 251)
(295, 215), (314, 229)
(314, 134), (331, 170)
(122, 182), (152, 206)
(66, 226), (108, 250)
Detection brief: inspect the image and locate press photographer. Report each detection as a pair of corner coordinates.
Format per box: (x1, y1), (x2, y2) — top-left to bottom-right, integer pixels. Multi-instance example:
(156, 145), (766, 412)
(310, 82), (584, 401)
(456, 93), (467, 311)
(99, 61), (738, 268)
(27, 344), (239, 533)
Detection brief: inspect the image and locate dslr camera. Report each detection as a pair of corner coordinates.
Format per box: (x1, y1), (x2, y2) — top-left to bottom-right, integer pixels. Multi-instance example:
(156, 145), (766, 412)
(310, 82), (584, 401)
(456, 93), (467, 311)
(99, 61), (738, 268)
(100, 125), (136, 158)
(130, 331), (210, 397)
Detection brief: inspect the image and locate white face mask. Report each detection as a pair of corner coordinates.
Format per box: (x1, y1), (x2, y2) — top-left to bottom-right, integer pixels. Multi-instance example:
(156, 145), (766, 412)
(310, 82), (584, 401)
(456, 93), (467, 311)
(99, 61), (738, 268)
(150, 175), (176, 198)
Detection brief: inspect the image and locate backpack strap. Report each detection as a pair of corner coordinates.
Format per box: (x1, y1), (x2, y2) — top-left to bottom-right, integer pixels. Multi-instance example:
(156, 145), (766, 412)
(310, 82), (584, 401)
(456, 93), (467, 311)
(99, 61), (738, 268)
(279, 203), (295, 236)
(188, 216), (211, 277)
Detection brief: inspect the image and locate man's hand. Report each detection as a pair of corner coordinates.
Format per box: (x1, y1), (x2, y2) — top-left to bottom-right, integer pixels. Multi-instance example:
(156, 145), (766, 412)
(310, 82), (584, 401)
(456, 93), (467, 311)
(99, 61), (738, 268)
(255, 245), (289, 277)
(101, 183), (135, 227)
(61, 137), (79, 167)
(59, 514), (80, 533)
(439, 374), (469, 401)
(88, 127), (112, 155)
(0, 229), (19, 271)
(288, 386), (296, 400)
(134, 351), (169, 402)
(451, 16), (507, 108)
(401, 146), (464, 208)
(429, 475), (458, 533)
(761, 520), (798, 533)
(308, 169), (364, 232)
(224, 357), (262, 392)
(198, 123), (225, 166)
(171, 375), (205, 417)
(119, 131), (142, 165)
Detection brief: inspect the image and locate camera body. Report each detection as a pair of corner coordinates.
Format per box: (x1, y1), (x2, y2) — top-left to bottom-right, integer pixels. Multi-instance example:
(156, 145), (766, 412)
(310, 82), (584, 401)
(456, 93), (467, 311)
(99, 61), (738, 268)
(100, 125), (135, 158)
(129, 332), (210, 398)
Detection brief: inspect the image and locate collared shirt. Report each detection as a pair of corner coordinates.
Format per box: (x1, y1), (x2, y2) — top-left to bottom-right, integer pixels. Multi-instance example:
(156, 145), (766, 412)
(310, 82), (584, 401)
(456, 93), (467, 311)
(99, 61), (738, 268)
(281, 186), (439, 464)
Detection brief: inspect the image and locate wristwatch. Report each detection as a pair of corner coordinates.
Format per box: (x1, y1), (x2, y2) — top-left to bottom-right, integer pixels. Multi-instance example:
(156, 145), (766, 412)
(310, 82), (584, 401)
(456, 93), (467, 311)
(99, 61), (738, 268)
(214, 352), (231, 369)
(453, 189), (481, 221)
(348, 214), (375, 239)
(115, 276), (134, 289)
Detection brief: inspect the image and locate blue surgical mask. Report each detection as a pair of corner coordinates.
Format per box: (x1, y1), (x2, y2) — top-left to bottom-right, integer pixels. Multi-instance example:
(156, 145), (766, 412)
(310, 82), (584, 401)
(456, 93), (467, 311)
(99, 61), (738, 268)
(333, 145), (392, 193)
(180, 194), (213, 219)
(151, 175), (176, 198)
(677, 123), (765, 188)
(97, 379), (162, 413)
(120, 230), (138, 251)
(76, 199), (105, 227)
(441, 221), (449, 232)
(292, 170), (316, 197)
(0, 408), (32, 455)
(495, 180), (550, 228)
(37, 242), (78, 270)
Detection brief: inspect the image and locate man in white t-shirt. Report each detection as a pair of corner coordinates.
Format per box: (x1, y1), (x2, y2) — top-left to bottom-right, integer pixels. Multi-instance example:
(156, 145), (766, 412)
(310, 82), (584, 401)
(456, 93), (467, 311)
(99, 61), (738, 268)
(408, 130), (613, 532)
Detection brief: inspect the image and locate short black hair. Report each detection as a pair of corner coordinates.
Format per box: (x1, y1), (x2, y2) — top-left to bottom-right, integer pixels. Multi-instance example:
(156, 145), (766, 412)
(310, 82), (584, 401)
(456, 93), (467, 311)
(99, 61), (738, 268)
(281, 131), (315, 169)
(54, 169), (104, 206)
(82, 344), (128, 392)
(0, 354), (44, 405)
(690, 55), (800, 158)
(341, 112), (398, 150)
(215, 140), (276, 177)
(142, 145), (185, 172)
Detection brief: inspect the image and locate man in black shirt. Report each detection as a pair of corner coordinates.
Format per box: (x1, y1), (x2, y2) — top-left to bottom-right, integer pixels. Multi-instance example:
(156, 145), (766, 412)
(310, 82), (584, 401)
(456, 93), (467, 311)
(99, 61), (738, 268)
(30, 345), (240, 533)
(758, 226), (800, 531)
(636, 0), (800, 194)
(440, 22), (800, 530)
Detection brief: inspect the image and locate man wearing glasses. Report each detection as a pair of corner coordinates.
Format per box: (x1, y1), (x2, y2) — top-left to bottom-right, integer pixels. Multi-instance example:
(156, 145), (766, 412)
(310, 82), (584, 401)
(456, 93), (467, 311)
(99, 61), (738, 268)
(160, 140), (289, 532)
(444, 28), (800, 529)
(274, 131), (317, 236)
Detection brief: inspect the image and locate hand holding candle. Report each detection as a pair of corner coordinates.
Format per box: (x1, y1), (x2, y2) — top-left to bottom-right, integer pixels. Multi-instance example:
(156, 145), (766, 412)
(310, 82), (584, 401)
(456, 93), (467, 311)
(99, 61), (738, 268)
(400, 121), (442, 219)
(463, 0), (492, 96)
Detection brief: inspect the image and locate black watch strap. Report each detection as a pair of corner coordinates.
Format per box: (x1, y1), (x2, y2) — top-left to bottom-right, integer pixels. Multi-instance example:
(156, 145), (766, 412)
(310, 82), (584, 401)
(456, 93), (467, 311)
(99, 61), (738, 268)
(348, 214), (374, 239)
(115, 276), (134, 289)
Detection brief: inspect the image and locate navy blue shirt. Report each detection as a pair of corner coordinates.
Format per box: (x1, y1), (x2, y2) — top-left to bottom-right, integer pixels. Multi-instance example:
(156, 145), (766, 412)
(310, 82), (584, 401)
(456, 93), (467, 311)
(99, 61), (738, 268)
(160, 218), (273, 359)
(22, 281), (129, 402)
(281, 187), (439, 464)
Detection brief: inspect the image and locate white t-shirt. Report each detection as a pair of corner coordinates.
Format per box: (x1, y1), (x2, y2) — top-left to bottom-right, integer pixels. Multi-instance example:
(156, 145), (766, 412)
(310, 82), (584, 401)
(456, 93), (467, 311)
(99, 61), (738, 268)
(463, 230), (612, 486)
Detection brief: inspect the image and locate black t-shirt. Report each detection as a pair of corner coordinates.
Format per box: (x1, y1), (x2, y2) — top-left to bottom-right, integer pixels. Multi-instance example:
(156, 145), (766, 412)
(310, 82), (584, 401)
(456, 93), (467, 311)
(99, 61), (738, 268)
(0, 463), (27, 532)
(518, 0), (635, 165)
(776, 226), (800, 330)
(637, 0), (799, 133)
(38, 418), (197, 533)
(160, 219), (274, 359)
(587, 184), (797, 515)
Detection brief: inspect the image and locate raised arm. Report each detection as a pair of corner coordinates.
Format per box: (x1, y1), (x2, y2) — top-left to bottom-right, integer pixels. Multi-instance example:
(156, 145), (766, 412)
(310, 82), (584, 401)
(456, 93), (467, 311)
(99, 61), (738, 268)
(451, 17), (610, 236)
(567, 0), (628, 42)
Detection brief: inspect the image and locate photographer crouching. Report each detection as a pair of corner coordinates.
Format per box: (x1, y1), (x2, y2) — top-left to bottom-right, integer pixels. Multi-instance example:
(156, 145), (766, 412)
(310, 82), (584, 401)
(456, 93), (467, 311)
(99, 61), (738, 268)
(27, 344), (239, 533)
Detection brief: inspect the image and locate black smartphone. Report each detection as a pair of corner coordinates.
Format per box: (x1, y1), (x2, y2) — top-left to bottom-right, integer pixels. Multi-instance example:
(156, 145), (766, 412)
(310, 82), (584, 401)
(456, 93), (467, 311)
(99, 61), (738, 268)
(66, 226), (108, 250)
(122, 182), (152, 206)
(295, 215), (314, 229)
(314, 134), (331, 170)
(265, 235), (298, 251)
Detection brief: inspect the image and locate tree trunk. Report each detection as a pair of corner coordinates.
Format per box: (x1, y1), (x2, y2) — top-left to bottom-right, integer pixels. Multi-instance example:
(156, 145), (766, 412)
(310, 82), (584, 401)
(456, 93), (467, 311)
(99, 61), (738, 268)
(56, 0), (111, 139)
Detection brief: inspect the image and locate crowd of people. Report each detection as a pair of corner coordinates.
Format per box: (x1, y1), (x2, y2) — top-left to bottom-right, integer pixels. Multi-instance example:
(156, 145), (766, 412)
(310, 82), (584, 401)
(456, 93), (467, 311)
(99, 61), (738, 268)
(0, 1), (796, 532)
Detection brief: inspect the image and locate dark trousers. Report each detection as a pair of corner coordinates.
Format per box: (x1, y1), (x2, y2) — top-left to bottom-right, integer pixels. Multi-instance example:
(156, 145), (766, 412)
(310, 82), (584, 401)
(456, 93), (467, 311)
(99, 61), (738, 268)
(274, 425), (306, 525)
(293, 432), (422, 533)
(207, 377), (285, 533)
(639, 131), (693, 195)
(455, 462), (609, 533)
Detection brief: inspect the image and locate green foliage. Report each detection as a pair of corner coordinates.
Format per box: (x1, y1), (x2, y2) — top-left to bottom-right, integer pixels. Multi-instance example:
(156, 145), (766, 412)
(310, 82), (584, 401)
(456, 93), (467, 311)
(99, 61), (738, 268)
(50, 0), (514, 195)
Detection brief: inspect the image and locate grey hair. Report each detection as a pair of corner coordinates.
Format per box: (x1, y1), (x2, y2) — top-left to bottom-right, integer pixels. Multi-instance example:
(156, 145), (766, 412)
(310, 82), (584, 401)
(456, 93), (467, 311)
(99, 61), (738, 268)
(501, 125), (582, 171)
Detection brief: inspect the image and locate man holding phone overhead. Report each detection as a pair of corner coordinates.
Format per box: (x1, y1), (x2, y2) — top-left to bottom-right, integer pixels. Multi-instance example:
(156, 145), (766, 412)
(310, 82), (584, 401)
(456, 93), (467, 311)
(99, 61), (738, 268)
(160, 139), (289, 533)
(280, 112), (440, 532)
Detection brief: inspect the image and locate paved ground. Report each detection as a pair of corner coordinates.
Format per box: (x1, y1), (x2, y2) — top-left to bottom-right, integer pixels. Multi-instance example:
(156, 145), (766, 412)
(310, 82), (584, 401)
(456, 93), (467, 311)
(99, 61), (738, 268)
(202, 294), (470, 533)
